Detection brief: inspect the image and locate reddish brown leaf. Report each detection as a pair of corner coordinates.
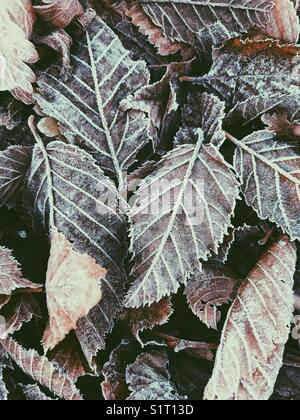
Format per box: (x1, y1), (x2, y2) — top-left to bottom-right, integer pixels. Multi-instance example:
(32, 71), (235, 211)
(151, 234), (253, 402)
(36, 29), (73, 79)
(126, 350), (185, 400)
(49, 333), (90, 381)
(34, 0), (84, 28)
(0, 336), (82, 400)
(43, 228), (107, 351)
(185, 264), (240, 330)
(0, 247), (41, 297)
(119, 298), (173, 342)
(204, 236), (296, 400)
(0, 294), (40, 339)
(0, 146), (32, 208)
(0, 0), (38, 97)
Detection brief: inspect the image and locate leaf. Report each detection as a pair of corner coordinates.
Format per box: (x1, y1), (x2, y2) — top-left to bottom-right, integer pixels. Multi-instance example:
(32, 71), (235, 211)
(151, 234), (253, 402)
(195, 39), (300, 124)
(125, 129), (240, 308)
(131, 0), (274, 52)
(204, 236), (296, 400)
(42, 228), (107, 351)
(0, 0), (38, 96)
(0, 247), (41, 297)
(262, 112), (300, 139)
(0, 146), (32, 208)
(0, 98), (23, 130)
(20, 384), (53, 401)
(49, 333), (90, 381)
(111, 1), (185, 56)
(33, 0), (84, 28)
(178, 92), (226, 148)
(123, 59), (195, 152)
(0, 336), (82, 400)
(261, 0), (299, 43)
(119, 298), (173, 342)
(34, 14), (150, 187)
(185, 264), (240, 329)
(101, 340), (139, 400)
(228, 130), (300, 241)
(25, 125), (127, 360)
(0, 294), (40, 339)
(126, 350), (185, 400)
(36, 29), (73, 79)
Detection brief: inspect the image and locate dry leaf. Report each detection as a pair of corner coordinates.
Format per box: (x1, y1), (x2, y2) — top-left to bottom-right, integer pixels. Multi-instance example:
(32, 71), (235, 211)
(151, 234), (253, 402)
(101, 340), (139, 400)
(185, 264), (240, 330)
(33, 0), (84, 28)
(125, 129), (239, 308)
(35, 15), (150, 187)
(42, 228), (107, 351)
(49, 333), (90, 381)
(195, 39), (300, 124)
(262, 113), (300, 139)
(123, 59), (195, 152)
(204, 236), (296, 400)
(0, 336), (82, 400)
(25, 124), (127, 359)
(126, 350), (185, 400)
(228, 130), (300, 241)
(111, 1), (184, 56)
(0, 247), (41, 297)
(261, 0), (299, 43)
(0, 146), (32, 208)
(119, 298), (173, 342)
(0, 294), (40, 339)
(177, 92), (226, 148)
(0, 0), (38, 97)
(36, 29), (73, 79)
(20, 384), (53, 401)
(131, 0), (274, 52)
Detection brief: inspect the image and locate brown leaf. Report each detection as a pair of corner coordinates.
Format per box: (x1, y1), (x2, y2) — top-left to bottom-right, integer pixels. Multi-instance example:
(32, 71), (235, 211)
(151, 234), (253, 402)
(0, 336), (82, 400)
(101, 340), (139, 400)
(34, 15), (151, 187)
(185, 264), (240, 330)
(20, 384), (53, 400)
(130, 0), (275, 52)
(0, 294), (40, 339)
(177, 92), (226, 148)
(204, 236), (296, 400)
(119, 298), (173, 342)
(123, 59), (195, 152)
(0, 247), (41, 297)
(195, 39), (300, 124)
(0, 99), (23, 130)
(0, 146), (32, 208)
(261, 0), (299, 43)
(262, 112), (300, 139)
(108, 1), (184, 56)
(25, 121), (127, 364)
(0, 0), (38, 97)
(36, 29), (73, 79)
(43, 228), (107, 351)
(49, 333), (90, 381)
(125, 129), (240, 308)
(33, 0), (84, 28)
(126, 350), (185, 400)
(228, 130), (300, 241)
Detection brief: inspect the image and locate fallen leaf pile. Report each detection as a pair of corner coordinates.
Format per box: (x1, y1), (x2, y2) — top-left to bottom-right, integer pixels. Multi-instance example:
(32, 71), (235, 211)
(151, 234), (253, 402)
(0, 0), (300, 401)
